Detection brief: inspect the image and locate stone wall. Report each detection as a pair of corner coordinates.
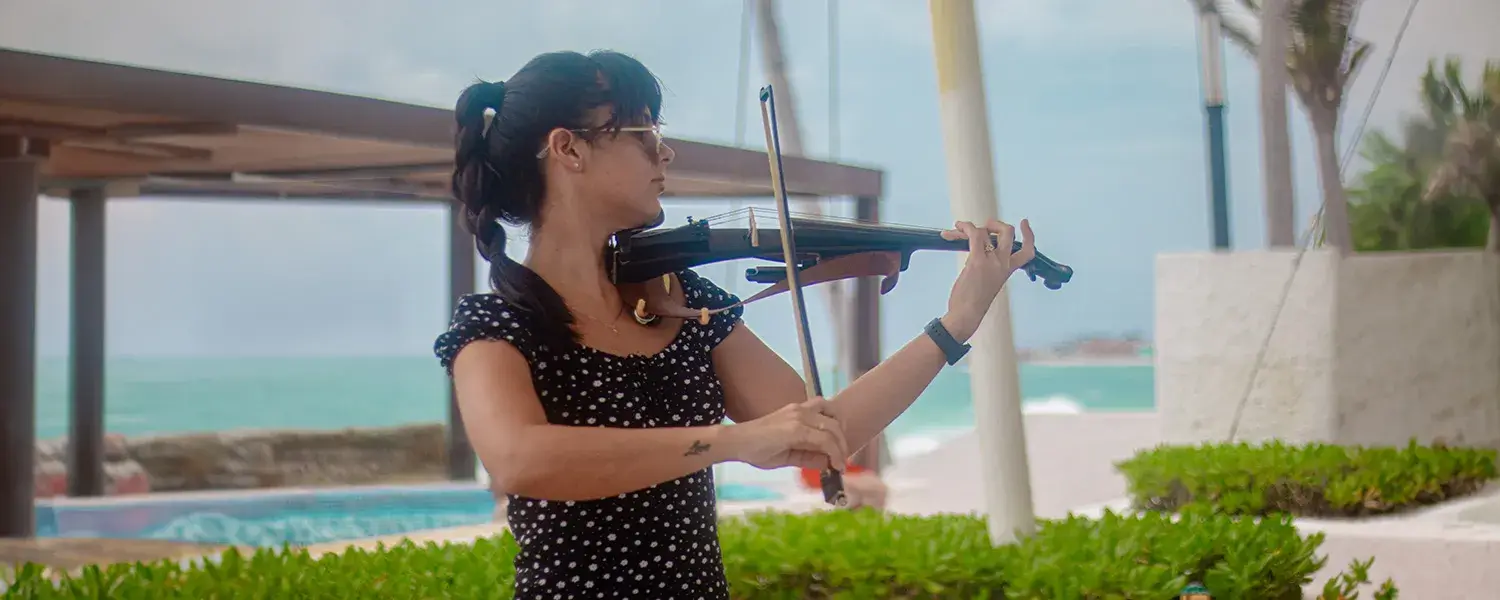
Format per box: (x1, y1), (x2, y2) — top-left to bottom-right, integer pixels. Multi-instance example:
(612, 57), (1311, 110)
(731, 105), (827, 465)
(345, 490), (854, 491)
(34, 434), (150, 498)
(36, 423), (450, 495)
(1155, 249), (1500, 448)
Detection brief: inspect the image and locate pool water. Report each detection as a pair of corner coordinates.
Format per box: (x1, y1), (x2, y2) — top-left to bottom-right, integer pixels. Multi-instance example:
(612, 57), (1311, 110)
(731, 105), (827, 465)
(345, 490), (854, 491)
(36, 483), (783, 547)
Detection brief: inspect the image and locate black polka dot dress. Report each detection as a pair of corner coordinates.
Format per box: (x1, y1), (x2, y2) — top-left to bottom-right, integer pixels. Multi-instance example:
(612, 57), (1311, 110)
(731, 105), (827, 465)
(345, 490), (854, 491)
(434, 268), (744, 600)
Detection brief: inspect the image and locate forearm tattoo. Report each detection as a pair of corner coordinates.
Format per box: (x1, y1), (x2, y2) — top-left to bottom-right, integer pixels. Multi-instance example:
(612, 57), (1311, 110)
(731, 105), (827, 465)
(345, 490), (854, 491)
(684, 440), (711, 456)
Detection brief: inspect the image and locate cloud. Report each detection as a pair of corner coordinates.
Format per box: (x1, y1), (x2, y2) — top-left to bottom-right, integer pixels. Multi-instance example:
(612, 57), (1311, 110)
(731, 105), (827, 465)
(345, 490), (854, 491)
(0, 0), (691, 105)
(980, 0), (1201, 48)
(0, 0), (389, 89)
(842, 0), (1201, 50)
(1342, 0), (1500, 143)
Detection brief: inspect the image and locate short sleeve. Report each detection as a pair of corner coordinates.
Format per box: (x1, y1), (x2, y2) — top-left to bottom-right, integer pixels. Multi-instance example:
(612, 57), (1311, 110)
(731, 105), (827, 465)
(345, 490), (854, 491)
(675, 268), (744, 348)
(433, 294), (536, 375)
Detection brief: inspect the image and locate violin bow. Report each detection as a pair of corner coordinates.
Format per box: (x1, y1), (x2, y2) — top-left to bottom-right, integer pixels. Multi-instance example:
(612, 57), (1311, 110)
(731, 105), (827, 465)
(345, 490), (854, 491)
(758, 84), (848, 508)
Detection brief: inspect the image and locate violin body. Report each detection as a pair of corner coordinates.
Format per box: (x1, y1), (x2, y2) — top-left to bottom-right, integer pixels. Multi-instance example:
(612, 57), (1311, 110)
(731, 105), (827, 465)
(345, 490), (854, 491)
(607, 212), (1075, 294)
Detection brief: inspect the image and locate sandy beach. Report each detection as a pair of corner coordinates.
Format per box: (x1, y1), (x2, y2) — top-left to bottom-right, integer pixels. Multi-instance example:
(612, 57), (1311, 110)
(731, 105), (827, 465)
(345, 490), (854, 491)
(883, 411), (1162, 518)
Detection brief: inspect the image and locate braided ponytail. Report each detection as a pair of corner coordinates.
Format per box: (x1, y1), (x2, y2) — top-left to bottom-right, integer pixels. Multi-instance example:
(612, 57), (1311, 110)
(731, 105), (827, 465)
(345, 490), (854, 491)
(452, 79), (575, 346)
(448, 50), (665, 349)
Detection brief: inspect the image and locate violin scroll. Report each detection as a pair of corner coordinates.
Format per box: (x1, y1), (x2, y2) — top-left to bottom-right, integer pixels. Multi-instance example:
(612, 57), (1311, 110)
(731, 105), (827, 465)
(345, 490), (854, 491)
(1010, 240), (1073, 290)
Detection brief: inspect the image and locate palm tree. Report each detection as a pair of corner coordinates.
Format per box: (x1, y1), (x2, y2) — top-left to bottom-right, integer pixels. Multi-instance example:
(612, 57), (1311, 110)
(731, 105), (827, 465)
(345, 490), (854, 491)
(1421, 58), (1500, 251)
(1346, 127), (1489, 251)
(1198, 0), (1373, 253)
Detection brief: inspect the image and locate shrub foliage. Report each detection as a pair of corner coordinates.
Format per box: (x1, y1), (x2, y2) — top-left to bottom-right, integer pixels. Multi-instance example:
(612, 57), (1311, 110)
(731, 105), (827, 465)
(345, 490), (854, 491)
(1116, 440), (1498, 517)
(3, 509), (1396, 599)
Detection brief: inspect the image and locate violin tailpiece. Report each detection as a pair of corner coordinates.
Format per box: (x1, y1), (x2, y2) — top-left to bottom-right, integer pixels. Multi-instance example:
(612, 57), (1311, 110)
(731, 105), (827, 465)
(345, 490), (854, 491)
(632, 294), (721, 327)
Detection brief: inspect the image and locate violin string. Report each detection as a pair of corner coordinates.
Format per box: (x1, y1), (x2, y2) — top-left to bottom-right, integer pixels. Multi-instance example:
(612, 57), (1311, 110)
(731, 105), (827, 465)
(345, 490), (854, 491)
(700, 206), (950, 236)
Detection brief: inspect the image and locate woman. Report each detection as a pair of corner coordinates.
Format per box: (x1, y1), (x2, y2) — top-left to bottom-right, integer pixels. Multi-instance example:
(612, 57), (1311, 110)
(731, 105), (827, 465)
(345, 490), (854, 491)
(435, 50), (1036, 599)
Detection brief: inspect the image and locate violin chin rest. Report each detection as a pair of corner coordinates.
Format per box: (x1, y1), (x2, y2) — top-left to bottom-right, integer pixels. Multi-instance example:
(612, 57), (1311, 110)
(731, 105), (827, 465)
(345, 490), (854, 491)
(880, 273), (901, 295)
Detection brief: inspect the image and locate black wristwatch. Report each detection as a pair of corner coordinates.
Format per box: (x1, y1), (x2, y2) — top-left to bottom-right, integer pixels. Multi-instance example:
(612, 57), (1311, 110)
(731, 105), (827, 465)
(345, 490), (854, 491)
(924, 317), (971, 366)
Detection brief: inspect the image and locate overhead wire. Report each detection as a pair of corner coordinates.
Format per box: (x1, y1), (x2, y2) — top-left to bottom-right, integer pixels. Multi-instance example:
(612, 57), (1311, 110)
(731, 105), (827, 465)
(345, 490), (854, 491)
(1225, 0), (1424, 441)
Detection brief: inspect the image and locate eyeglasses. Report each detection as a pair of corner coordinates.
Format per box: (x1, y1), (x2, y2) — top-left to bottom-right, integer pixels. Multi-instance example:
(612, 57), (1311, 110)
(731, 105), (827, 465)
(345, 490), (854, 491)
(535, 124), (666, 159)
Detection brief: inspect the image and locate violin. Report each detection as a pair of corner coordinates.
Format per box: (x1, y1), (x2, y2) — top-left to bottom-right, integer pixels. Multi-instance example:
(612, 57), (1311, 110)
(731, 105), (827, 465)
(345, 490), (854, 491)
(607, 207), (1075, 304)
(609, 85), (1075, 507)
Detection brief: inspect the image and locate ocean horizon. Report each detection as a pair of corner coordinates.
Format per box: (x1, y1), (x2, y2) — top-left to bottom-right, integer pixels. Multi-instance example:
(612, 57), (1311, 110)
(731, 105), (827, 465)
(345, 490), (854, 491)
(35, 354), (1152, 432)
(33, 355), (1153, 484)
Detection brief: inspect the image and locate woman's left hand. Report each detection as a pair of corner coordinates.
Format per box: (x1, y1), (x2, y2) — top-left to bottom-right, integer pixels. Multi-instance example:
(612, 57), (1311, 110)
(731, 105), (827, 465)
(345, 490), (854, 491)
(938, 218), (1036, 343)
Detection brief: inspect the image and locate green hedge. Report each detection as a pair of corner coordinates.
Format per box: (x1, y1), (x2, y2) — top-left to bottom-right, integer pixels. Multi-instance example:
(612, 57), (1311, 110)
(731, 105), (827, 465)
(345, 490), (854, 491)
(1116, 440), (1498, 518)
(4, 510), (1395, 599)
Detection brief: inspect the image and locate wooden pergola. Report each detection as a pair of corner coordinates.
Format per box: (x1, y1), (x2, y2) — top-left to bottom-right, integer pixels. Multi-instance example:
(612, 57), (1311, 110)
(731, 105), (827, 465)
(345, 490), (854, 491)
(0, 47), (886, 538)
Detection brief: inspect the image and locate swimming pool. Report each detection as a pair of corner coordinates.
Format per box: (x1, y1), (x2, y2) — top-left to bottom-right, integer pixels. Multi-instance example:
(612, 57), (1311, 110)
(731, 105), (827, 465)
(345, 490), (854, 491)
(35, 482), (783, 547)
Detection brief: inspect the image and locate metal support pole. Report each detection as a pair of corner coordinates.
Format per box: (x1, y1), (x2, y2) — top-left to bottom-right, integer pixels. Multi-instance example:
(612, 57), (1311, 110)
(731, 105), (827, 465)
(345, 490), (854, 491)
(928, 0), (1036, 544)
(1197, 10), (1232, 249)
(447, 204), (477, 481)
(68, 186), (108, 497)
(850, 196), (884, 473)
(0, 135), (41, 537)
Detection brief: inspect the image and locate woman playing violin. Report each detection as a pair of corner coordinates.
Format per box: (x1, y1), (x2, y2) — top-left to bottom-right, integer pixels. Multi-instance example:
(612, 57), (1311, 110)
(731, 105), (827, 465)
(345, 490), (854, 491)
(435, 49), (1037, 600)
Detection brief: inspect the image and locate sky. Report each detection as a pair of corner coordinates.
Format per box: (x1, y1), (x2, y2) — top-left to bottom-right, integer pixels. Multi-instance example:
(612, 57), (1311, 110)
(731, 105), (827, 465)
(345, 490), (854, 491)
(3, 0), (1497, 363)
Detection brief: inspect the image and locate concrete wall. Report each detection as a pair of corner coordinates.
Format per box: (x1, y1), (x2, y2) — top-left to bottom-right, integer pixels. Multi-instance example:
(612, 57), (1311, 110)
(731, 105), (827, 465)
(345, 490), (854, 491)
(37, 423), (450, 494)
(1155, 249), (1500, 448)
(1335, 252), (1500, 447)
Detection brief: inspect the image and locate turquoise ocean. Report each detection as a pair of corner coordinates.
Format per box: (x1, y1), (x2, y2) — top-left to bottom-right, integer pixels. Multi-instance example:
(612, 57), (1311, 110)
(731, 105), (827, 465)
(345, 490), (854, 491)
(33, 357), (1153, 484)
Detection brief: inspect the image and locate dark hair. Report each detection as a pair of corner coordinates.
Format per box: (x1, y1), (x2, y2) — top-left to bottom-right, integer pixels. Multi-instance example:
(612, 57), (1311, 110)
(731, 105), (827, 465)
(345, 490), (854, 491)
(451, 50), (664, 349)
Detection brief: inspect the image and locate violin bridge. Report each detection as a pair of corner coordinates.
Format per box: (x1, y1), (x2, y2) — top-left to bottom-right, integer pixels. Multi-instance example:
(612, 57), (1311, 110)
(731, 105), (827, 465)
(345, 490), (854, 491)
(749, 210), (760, 247)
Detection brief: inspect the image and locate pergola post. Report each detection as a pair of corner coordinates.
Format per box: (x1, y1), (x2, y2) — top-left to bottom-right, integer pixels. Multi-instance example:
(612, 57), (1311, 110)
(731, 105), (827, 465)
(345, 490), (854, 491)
(68, 186), (108, 497)
(850, 195), (885, 473)
(0, 135), (42, 537)
(446, 204), (477, 481)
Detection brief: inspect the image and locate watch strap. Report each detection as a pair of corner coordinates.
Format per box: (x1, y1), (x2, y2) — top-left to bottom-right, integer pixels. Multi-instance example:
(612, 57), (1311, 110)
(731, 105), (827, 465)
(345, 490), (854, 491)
(924, 317), (971, 366)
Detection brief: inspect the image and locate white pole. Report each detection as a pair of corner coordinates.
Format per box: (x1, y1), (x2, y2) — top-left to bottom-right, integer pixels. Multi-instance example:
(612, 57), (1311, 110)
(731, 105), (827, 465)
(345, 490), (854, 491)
(928, 0), (1036, 544)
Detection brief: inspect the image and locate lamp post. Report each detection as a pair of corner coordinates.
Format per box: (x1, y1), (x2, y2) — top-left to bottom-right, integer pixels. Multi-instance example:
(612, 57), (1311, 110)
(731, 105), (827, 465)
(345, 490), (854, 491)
(1196, 5), (1232, 249)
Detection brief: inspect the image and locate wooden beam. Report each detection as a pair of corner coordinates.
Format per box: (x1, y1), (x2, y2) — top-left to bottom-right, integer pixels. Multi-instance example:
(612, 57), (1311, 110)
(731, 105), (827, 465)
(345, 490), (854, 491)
(70, 139), (212, 161)
(0, 117), (236, 142)
(44, 145), (191, 178)
(234, 162), (450, 181)
(850, 195), (885, 474)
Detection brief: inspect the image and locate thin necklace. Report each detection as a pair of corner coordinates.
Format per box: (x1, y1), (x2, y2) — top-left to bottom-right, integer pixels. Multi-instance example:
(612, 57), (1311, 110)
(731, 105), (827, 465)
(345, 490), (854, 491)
(575, 303), (627, 334)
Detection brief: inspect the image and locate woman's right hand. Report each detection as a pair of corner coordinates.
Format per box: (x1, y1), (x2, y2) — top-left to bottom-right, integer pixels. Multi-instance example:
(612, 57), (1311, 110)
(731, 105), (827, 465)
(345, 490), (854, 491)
(726, 397), (849, 472)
